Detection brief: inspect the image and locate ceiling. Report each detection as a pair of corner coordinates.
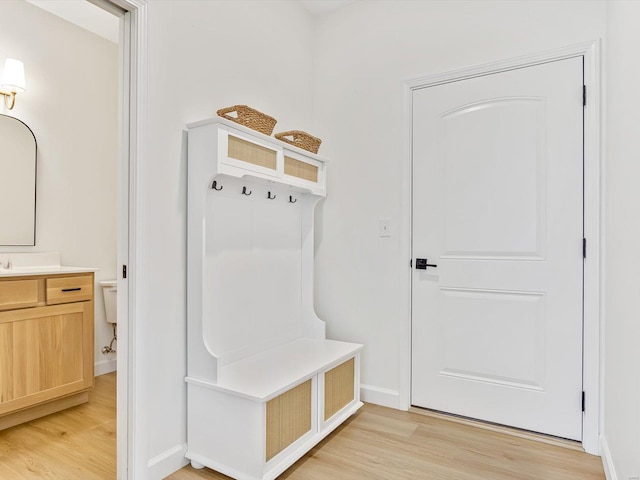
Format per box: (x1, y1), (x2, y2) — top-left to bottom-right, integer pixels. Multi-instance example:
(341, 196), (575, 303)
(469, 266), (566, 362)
(24, 0), (356, 45)
(25, 0), (119, 44)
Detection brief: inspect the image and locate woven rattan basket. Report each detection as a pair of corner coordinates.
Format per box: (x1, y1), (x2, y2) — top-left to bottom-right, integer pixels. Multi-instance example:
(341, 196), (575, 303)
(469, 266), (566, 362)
(274, 130), (322, 154)
(217, 105), (277, 135)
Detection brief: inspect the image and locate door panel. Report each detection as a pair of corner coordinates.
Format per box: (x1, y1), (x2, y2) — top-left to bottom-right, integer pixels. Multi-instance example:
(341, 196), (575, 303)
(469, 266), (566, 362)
(411, 57), (583, 440)
(438, 288), (546, 390)
(440, 98), (545, 259)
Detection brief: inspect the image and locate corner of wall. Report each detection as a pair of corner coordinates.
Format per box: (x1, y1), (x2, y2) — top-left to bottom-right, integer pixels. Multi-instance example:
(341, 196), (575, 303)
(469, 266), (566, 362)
(147, 443), (189, 480)
(360, 384), (400, 409)
(95, 359), (117, 376)
(601, 435), (618, 480)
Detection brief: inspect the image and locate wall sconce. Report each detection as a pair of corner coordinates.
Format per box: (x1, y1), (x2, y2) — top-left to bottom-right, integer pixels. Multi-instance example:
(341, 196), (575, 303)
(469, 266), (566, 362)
(0, 59), (26, 110)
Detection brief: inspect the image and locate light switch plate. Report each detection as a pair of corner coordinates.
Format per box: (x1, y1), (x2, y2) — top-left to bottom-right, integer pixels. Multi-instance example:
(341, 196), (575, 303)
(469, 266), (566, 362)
(379, 218), (391, 237)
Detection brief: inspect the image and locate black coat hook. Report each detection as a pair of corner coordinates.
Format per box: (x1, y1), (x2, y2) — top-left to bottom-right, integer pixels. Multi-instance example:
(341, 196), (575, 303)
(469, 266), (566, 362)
(289, 195), (297, 204)
(242, 186), (252, 196)
(212, 180), (223, 191)
(267, 191), (276, 200)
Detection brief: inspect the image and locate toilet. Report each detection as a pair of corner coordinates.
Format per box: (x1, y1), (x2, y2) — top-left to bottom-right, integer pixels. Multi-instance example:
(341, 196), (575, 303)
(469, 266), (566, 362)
(100, 280), (117, 324)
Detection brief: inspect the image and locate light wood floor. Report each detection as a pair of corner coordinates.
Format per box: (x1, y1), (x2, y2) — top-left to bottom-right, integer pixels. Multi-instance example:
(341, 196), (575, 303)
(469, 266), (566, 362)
(169, 404), (605, 480)
(0, 374), (605, 480)
(0, 373), (116, 479)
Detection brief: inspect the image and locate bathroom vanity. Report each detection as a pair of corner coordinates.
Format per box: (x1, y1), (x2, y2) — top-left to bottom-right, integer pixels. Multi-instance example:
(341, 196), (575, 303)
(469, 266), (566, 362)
(0, 253), (95, 430)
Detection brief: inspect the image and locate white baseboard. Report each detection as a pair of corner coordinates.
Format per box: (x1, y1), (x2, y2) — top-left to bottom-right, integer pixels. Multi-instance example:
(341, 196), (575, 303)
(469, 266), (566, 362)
(95, 358), (117, 376)
(601, 435), (618, 480)
(360, 384), (400, 409)
(148, 443), (189, 479)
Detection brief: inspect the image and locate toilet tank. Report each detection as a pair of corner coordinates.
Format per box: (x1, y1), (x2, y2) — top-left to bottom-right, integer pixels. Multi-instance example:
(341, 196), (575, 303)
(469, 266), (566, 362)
(100, 280), (117, 324)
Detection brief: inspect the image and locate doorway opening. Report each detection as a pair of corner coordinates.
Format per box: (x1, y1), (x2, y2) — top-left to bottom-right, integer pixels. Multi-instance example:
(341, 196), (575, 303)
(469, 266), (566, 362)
(401, 41), (601, 455)
(0, 0), (144, 478)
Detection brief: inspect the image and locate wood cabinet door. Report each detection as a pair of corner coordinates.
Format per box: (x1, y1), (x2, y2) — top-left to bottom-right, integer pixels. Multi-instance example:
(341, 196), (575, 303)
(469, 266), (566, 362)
(0, 302), (94, 414)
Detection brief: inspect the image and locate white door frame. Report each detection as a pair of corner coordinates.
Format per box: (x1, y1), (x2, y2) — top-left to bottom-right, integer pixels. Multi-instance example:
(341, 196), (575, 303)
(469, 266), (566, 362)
(400, 41), (602, 455)
(94, 0), (147, 477)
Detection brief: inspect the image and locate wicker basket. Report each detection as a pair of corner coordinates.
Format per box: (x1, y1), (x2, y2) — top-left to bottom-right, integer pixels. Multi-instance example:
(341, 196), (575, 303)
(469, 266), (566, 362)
(216, 105), (277, 135)
(274, 130), (322, 154)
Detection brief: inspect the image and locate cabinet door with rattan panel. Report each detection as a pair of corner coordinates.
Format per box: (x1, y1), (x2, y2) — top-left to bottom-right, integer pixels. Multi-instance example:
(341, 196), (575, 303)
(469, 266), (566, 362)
(324, 358), (355, 421)
(265, 379), (312, 461)
(228, 135), (278, 171)
(0, 302), (94, 415)
(284, 156), (319, 183)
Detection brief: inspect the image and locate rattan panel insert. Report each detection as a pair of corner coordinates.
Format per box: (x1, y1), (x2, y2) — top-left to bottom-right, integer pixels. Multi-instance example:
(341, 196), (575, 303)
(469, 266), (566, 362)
(266, 379), (312, 461)
(324, 358), (355, 421)
(284, 156), (318, 183)
(228, 135), (277, 170)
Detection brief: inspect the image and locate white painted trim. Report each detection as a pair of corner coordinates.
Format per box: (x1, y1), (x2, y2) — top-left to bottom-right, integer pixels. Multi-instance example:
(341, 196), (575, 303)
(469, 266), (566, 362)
(117, 9), (132, 475)
(360, 384), (400, 409)
(121, 2), (147, 479)
(405, 42), (598, 90)
(401, 41), (602, 454)
(147, 443), (189, 479)
(397, 68), (413, 413)
(95, 358), (117, 376)
(600, 436), (618, 480)
(100, 0), (147, 479)
(581, 40), (603, 457)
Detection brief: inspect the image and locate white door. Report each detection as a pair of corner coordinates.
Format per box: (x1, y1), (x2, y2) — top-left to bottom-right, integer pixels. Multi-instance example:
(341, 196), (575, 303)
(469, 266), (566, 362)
(411, 57), (584, 440)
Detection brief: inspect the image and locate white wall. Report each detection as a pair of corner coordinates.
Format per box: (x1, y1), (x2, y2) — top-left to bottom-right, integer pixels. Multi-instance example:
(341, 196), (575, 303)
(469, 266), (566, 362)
(135, 1), (640, 478)
(603, 1), (640, 479)
(140, 1), (315, 476)
(0, 0), (118, 373)
(312, 0), (606, 408)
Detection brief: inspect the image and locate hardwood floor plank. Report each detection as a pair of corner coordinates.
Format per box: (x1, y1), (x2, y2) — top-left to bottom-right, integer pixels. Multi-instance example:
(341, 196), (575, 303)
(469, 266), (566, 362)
(0, 372), (116, 480)
(0, 373), (605, 480)
(409, 407), (584, 452)
(169, 404), (605, 480)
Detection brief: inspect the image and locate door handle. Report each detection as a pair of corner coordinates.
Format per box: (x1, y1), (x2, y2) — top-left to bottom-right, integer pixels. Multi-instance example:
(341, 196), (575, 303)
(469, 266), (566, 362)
(415, 258), (437, 270)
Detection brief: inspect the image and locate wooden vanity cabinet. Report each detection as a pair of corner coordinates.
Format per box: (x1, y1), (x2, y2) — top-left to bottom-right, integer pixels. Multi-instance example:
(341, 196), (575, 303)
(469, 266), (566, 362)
(0, 272), (94, 429)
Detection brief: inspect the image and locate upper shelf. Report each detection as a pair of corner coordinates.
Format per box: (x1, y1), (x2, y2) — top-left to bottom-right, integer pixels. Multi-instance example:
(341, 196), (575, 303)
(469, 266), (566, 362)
(187, 117), (327, 196)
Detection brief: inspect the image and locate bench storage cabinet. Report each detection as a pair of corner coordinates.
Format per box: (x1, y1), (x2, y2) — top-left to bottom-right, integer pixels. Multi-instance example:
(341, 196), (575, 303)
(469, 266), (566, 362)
(187, 118), (362, 480)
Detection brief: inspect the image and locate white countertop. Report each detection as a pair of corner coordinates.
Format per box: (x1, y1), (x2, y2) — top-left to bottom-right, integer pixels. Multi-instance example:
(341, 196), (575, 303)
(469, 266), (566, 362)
(0, 252), (97, 277)
(0, 265), (97, 277)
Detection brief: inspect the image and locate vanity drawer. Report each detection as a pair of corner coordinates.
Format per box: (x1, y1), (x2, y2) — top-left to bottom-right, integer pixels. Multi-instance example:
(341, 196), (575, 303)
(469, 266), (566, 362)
(0, 280), (40, 311)
(46, 275), (93, 305)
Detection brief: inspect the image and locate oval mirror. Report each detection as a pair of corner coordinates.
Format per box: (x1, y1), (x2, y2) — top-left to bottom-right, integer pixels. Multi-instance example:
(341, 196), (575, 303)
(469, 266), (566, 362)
(0, 115), (37, 245)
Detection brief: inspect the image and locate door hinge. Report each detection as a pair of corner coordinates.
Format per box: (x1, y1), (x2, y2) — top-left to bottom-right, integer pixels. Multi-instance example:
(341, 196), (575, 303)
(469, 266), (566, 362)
(409, 259), (413, 268)
(582, 391), (586, 412)
(583, 238), (587, 259)
(583, 85), (587, 106)
(122, 265), (127, 279)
